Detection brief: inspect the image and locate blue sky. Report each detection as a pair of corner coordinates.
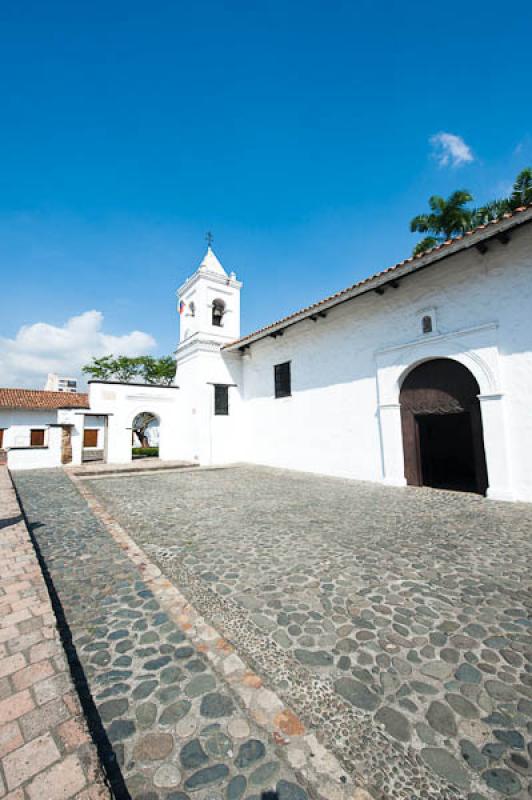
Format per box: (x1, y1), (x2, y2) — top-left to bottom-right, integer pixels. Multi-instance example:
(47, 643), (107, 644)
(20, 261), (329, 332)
(1, 0), (531, 386)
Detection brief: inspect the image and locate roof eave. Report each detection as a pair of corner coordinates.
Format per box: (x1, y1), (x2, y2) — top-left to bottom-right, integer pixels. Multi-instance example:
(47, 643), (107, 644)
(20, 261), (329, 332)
(223, 207), (532, 352)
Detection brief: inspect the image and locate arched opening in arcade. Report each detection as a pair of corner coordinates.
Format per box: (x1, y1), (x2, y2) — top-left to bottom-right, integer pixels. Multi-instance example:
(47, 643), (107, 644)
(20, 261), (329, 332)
(131, 411), (160, 459)
(399, 358), (488, 495)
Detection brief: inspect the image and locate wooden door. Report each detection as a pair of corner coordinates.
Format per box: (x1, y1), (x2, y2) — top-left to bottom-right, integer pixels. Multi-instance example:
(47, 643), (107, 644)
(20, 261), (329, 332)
(399, 359), (488, 495)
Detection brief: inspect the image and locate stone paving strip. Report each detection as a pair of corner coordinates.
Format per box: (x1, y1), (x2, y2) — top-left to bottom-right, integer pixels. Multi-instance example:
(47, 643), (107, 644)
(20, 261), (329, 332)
(0, 466), (110, 800)
(12, 469), (326, 800)
(82, 466), (532, 800)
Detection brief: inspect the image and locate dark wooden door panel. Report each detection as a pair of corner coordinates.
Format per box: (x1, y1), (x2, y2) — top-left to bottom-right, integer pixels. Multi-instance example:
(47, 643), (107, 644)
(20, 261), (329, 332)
(83, 429), (98, 447)
(30, 429), (45, 447)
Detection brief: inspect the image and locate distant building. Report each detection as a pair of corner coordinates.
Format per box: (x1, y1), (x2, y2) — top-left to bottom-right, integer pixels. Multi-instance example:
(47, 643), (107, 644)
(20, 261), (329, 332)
(45, 373), (78, 393)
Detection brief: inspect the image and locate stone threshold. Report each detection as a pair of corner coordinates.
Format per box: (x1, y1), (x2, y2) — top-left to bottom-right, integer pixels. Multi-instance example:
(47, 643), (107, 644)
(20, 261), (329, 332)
(67, 462), (199, 478)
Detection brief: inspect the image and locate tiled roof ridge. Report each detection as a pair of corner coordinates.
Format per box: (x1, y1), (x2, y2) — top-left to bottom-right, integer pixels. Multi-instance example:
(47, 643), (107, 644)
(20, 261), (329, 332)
(0, 387), (89, 409)
(223, 202), (532, 350)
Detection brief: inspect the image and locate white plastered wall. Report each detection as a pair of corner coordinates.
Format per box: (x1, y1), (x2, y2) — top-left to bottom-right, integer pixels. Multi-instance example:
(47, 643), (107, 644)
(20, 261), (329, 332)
(230, 224), (532, 502)
(1, 409), (63, 470)
(175, 344), (243, 465)
(88, 382), (182, 464)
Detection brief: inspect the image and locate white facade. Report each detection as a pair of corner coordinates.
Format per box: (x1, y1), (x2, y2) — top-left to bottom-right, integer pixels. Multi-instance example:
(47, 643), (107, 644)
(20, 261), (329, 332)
(174, 246), (243, 465)
(4, 212), (532, 501)
(172, 220), (532, 503)
(87, 382), (180, 464)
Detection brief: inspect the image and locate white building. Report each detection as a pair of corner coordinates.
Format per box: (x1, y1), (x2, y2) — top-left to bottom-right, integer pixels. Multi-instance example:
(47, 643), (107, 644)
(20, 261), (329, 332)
(0, 389), (90, 469)
(2, 205), (532, 503)
(44, 373), (78, 392)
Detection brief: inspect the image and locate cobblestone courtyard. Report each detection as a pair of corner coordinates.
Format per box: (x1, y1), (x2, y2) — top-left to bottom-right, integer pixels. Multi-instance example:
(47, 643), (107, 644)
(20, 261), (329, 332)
(84, 465), (532, 800)
(11, 465), (532, 800)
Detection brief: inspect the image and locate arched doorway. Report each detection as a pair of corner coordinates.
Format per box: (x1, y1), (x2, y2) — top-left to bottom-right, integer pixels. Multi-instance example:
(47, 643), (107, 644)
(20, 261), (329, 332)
(400, 358), (488, 494)
(132, 412), (160, 459)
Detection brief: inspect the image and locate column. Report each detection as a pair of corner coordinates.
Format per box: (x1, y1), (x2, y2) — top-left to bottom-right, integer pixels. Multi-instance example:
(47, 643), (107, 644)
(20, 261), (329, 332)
(378, 403), (407, 487)
(478, 393), (514, 501)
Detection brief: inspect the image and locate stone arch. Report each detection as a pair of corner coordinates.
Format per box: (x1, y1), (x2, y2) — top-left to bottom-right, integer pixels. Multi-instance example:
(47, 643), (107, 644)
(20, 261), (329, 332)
(397, 350), (496, 399)
(399, 358), (488, 494)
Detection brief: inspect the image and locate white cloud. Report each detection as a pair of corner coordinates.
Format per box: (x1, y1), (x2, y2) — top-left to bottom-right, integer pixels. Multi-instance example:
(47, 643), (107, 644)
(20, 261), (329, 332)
(430, 132), (474, 167)
(0, 310), (156, 389)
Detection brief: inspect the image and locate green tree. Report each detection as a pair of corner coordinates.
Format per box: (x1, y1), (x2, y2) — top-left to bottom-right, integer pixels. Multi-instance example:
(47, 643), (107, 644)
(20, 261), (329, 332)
(471, 198), (511, 227)
(81, 355), (117, 380)
(410, 190), (474, 256)
(509, 167), (532, 208)
(138, 356), (176, 386)
(82, 354), (176, 385)
(112, 356), (142, 382)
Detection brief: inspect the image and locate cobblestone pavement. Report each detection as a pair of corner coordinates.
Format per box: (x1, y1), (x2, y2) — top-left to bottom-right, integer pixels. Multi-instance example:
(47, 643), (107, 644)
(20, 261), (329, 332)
(0, 466), (110, 800)
(12, 469), (314, 800)
(84, 465), (532, 800)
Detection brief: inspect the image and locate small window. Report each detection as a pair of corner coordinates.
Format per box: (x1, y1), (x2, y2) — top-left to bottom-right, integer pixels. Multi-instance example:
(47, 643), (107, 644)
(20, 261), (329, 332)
(83, 429), (98, 447)
(212, 298), (225, 327)
(274, 361), (291, 398)
(422, 315), (433, 334)
(188, 301), (196, 317)
(30, 429), (45, 447)
(214, 385), (229, 415)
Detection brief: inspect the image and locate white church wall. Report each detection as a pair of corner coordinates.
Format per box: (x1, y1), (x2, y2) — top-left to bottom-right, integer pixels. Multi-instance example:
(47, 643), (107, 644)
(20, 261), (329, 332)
(175, 346), (243, 465)
(234, 224), (532, 502)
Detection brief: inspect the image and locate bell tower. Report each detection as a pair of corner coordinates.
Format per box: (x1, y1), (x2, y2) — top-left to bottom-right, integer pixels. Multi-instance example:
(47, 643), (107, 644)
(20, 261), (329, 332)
(174, 244), (243, 466)
(177, 246), (242, 346)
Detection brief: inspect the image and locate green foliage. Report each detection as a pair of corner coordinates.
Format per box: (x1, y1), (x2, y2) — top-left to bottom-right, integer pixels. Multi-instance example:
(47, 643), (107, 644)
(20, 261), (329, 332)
(411, 167), (531, 256)
(412, 236), (439, 256)
(132, 447), (159, 458)
(510, 167), (532, 208)
(471, 198), (511, 227)
(410, 190), (473, 242)
(81, 355), (116, 380)
(138, 355), (176, 386)
(82, 355), (176, 385)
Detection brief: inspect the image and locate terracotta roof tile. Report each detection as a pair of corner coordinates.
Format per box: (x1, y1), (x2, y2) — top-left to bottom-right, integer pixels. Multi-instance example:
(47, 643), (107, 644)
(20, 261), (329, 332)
(0, 388), (89, 410)
(223, 203), (532, 350)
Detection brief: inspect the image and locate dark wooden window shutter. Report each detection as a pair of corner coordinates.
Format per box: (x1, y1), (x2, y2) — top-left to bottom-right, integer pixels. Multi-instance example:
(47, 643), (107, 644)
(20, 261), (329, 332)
(30, 429), (45, 447)
(214, 385), (229, 415)
(274, 361), (291, 398)
(83, 429), (98, 447)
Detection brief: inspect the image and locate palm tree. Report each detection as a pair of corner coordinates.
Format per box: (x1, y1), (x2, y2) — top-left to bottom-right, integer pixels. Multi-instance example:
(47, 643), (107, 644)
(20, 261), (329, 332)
(509, 167), (532, 209)
(471, 198), (511, 227)
(410, 190), (473, 255)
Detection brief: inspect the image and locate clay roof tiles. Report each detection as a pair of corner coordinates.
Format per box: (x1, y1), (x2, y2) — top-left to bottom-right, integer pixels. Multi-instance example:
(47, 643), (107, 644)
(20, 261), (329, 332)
(223, 203), (532, 351)
(0, 388), (89, 410)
